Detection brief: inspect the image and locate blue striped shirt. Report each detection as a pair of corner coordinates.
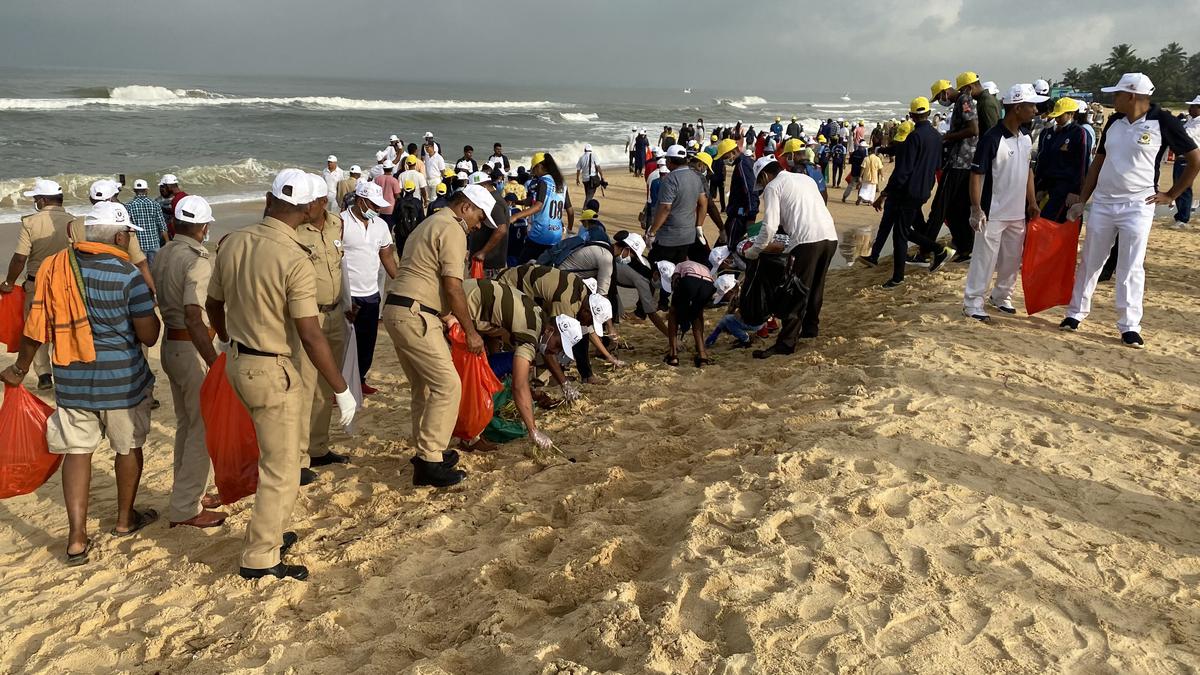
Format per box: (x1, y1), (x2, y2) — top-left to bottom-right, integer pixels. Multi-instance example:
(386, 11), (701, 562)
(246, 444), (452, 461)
(52, 252), (156, 410)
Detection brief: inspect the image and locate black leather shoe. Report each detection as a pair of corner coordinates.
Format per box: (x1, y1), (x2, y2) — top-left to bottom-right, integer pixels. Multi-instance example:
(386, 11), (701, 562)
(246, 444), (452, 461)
(37, 374), (53, 391)
(440, 450), (460, 468)
(310, 451), (350, 467)
(239, 563), (309, 581)
(299, 468), (318, 486)
(280, 531), (298, 557)
(411, 457), (466, 488)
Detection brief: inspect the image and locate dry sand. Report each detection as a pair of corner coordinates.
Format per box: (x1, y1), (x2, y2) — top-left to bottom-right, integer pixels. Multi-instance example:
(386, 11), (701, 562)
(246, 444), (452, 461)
(1, 168), (1199, 674)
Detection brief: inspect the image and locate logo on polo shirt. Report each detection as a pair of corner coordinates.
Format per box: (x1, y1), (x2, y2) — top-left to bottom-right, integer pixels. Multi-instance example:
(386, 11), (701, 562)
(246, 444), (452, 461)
(1138, 132), (1152, 145)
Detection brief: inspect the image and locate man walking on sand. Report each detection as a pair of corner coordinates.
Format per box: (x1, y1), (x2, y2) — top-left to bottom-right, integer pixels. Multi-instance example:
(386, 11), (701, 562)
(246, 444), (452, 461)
(576, 144), (605, 205)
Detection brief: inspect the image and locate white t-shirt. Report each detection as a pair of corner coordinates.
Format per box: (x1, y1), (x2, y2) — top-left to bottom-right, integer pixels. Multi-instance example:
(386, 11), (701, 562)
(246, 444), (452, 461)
(754, 172), (837, 254)
(576, 152), (600, 179)
(383, 145), (399, 164)
(322, 167), (345, 200)
(424, 153), (446, 182)
(340, 208), (394, 297)
(397, 169), (428, 192)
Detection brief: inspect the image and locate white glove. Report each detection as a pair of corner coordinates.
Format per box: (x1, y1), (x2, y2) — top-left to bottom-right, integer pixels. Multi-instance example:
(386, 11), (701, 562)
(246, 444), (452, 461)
(334, 388), (358, 428)
(218, 339), (232, 354)
(532, 429), (553, 450)
(561, 382), (581, 402)
(608, 358), (626, 368)
(969, 206), (987, 232)
(1066, 202), (1085, 222)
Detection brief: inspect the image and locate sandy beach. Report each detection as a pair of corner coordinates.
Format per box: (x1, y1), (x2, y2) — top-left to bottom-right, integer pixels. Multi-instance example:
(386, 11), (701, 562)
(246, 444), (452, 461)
(1, 168), (1198, 674)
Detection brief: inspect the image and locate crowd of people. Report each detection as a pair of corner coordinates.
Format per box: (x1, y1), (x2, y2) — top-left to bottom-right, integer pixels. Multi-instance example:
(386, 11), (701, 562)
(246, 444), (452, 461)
(1, 71), (1198, 580)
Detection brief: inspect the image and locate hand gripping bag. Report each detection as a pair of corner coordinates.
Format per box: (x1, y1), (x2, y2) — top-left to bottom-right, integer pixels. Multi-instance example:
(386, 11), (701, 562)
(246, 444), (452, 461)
(199, 353), (260, 504)
(0, 286), (26, 353)
(1021, 218), (1081, 315)
(0, 384), (60, 498)
(448, 323), (503, 440)
(470, 259), (486, 280)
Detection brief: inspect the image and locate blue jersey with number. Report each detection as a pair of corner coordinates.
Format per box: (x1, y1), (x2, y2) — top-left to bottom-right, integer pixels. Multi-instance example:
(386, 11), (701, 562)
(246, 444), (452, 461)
(529, 175), (565, 245)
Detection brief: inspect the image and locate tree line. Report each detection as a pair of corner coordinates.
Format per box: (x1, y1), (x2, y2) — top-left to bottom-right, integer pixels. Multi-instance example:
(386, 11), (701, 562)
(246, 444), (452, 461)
(1057, 43), (1199, 103)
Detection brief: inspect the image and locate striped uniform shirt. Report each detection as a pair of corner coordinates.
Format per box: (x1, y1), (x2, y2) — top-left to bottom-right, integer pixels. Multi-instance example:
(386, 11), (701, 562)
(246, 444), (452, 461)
(498, 263), (589, 319)
(125, 195), (168, 254)
(463, 279), (544, 362)
(53, 251), (156, 410)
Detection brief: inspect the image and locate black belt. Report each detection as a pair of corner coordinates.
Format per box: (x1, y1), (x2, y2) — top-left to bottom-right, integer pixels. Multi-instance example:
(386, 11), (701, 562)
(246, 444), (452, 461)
(235, 342), (281, 358)
(385, 294), (438, 315)
(318, 302), (340, 313)
(26, 275), (36, 284)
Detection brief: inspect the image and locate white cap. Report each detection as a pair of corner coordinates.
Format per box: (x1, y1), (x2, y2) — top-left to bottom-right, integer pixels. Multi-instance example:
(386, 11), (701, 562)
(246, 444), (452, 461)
(85, 202), (140, 230)
(621, 232), (647, 263)
(664, 144), (687, 159)
(639, 128), (646, 133)
(174, 195), (214, 224)
(652, 147), (665, 158)
(460, 184), (497, 228)
(307, 173), (329, 200)
(1003, 83), (1049, 105)
(752, 156), (778, 180)
(468, 171), (492, 186)
(1077, 100), (1089, 113)
(1101, 72), (1155, 95)
(712, 274), (737, 303)
(423, 131), (434, 139)
(375, 150), (387, 162)
(581, 277), (598, 294)
(858, 140), (868, 147)
(1188, 95), (1200, 106)
(583, 143), (593, 152)
(327, 155), (338, 163)
(349, 164), (362, 174)
(158, 173), (179, 186)
(382, 160), (395, 170)
(132, 179), (149, 190)
(588, 294), (612, 337)
(23, 179), (62, 198)
(456, 171), (469, 180)
(89, 178), (121, 201)
(982, 81), (999, 95)
(271, 168), (318, 206)
(708, 245), (730, 275)
(656, 261), (675, 294)
(354, 181), (390, 208)
(555, 315), (583, 360)
(1033, 79), (1050, 95)
(389, 134), (400, 142)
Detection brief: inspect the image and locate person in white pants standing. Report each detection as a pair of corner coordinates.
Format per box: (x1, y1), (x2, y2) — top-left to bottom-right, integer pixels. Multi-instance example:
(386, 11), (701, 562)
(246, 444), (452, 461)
(963, 83), (1044, 321)
(1061, 73), (1200, 348)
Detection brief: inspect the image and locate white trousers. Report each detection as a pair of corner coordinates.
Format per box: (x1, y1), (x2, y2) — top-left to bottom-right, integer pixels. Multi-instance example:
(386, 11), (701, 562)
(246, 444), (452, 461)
(1066, 200), (1154, 333)
(963, 218), (1026, 312)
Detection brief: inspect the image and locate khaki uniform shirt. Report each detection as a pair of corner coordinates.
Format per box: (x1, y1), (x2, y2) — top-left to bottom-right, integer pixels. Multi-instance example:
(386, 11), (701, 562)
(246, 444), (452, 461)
(463, 279), (544, 362)
(151, 238), (211, 330)
(208, 217), (318, 356)
(385, 208), (467, 314)
(498, 263), (589, 319)
(336, 177), (358, 208)
(296, 213), (344, 307)
(15, 205), (73, 280)
(68, 214), (147, 265)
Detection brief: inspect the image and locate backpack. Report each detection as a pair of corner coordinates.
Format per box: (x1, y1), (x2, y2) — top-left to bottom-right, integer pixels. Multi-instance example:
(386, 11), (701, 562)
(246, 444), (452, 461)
(536, 235), (612, 268)
(394, 196), (424, 254)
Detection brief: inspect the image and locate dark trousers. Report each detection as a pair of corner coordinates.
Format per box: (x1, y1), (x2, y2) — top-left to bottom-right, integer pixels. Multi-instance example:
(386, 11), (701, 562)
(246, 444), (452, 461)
(869, 199), (898, 260)
(519, 240), (553, 263)
(710, 179), (726, 211)
(925, 167), (974, 254)
(1039, 180), (1077, 222)
(1175, 160), (1193, 223)
(583, 178), (599, 205)
(649, 241), (696, 310)
(352, 293), (381, 383)
(892, 204), (942, 282)
(831, 161), (844, 187)
(572, 337), (593, 380)
(774, 240), (838, 351)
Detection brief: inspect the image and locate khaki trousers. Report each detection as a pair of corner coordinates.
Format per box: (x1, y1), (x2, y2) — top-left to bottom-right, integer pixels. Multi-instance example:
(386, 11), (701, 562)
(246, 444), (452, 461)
(228, 352), (302, 569)
(161, 339), (213, 522)
(305, 310), (346, 462)
(382, 304), (459, 463)
(22, 280), (51, 378)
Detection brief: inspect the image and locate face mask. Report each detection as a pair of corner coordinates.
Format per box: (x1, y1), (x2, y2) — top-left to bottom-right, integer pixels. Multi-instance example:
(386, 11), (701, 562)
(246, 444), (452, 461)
(938, 96), (953, 108)
(203, 227), (211, 243)
(363, 208), (378, 221)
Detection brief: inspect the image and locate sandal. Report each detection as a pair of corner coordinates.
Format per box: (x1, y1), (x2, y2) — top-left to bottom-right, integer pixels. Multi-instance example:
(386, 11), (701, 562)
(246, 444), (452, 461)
(694, 356), (713, 368)
(65, 539), (94, 567)
(663, 354), (680, 367)
(111, 508), (159, 537)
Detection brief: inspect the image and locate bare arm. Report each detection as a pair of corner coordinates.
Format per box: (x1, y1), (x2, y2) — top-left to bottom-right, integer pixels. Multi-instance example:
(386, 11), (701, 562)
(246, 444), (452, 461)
(135, 260), (157, 296)
(296, 315), (348, 393)
(0, 336), (43, 384)
(441, 275), (484, 354)
(379, 245), (399, 279)
(649, 202), (672, 238)
(969, 172), (983, 209)
(133, 314), (160, 348)
(206, 298), (228, 342)
(695, 192), (709, 230)
(511, 356), (539, 435)
(943, 119), (979, 144)
(184, 304), (218, 366)
(2, 253), (27, 290)
(512, 200), (543, 221)
(1166, 149), (1200, 201)
(475, 222), (508, 261)
(1076, 153), (1105, 204)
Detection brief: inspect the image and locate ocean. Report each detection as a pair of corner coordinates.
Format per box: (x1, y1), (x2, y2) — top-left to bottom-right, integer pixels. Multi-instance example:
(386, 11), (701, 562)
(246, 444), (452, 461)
(0, 66), (906, 222)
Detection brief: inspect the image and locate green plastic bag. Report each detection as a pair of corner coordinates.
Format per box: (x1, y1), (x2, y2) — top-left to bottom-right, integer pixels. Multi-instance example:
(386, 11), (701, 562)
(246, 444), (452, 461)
(482, 379), (526, 443)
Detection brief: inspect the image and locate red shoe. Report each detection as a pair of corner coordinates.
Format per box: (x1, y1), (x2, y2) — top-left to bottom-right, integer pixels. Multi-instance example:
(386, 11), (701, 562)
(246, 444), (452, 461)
(756, 326), (771, 339)
(169, 509), (228, 529)
(360, 382), (378, 396)
(201, 493), (222, 509)
(766, 318), (779, 332)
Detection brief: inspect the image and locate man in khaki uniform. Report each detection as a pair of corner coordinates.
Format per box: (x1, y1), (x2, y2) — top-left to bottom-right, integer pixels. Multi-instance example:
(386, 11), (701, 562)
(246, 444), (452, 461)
(336, 165), (361, 209)
(206, 168), (358, 581)
(382, 184), (495, 488)
(296, 174), (349, 480)
(151, 195), (228, 529)
(1, 179), (73, 390)
(68, 178), (157, 294)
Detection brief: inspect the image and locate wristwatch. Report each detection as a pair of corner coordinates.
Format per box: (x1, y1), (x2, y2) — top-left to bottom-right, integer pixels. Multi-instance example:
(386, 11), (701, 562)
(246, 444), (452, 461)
(9, 363), (27, 377)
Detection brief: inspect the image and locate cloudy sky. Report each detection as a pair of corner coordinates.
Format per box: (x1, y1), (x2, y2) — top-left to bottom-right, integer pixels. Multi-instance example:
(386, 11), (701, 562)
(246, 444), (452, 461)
(3, 0), (1196, 96)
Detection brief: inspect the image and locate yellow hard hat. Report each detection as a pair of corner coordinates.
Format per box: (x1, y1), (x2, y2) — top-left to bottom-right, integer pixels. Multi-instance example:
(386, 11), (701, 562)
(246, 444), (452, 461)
(894, 120), (916, 142)
(930, 79), (953, 99)
(715, 138), (738, 158)
(691, 152), (713, 172)
(436, 183), (447, 195)
(404, 155), (417, 166)
(956, 71), (980, 90)
(817, 135), (827, 143)
(531, 151), (546, 167)
(1047, 96), (1079, 119)
(403, 180), (416, 191)
(781, 138), (805, 155)
(910, 96), (931, 114)
(710, 134), (718, 142)
(442, 168), (455, 177)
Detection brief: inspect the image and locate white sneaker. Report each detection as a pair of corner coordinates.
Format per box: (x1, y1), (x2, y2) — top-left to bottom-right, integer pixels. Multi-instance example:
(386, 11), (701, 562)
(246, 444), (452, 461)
(988, 297), (1017, 314)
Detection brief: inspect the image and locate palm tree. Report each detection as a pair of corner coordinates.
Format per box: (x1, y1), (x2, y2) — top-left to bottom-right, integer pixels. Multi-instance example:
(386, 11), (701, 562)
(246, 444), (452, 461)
(1152, 42), (1189, 100)
(1105, 44), (1138, 72)
(1059, 68), (1084, 89)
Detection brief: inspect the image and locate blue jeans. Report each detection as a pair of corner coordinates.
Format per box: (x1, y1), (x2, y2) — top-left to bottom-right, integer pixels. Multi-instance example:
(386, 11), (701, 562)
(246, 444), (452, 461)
(706, 314), (761, 345)
(1175, 160), (1192, 224)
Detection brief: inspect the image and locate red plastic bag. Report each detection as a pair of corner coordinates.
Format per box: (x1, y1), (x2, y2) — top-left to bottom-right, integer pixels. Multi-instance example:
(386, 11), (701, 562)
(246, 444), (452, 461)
(470, 259), (485, 280)
(0, 384), (60, 499)
(0, 286), (26, 353)
(199, 353), (260, 504)
(448, 323), (503, 440)
(1022, 218), (1081, 315)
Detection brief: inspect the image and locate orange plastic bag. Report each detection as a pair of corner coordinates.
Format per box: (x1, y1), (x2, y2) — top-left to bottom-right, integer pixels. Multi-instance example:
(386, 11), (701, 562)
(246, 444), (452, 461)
(0, 286), (26, 353)
(470, 259), (485, 280)
(199, 353), (260, 504)
(1021, 218), (1081, 315)
(0, 384), (61, 499)
(448, 323), (503, 440)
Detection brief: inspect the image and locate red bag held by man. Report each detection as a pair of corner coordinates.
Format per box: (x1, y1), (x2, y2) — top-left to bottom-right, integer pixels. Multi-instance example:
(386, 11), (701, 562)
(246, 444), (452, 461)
(199, 353), (260, 504)
(0, 384), (61, 499)
(0, 286), (26, 353)
(1022, 218), (1081, 315)
(470, 259), (485, 280)
(448, 323), (503, 440)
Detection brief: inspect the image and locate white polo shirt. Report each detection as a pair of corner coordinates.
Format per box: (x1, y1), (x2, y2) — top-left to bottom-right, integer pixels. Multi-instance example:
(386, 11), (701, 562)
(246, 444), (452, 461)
(340, 208), (394, 297)
(1094, 104), (1197, 204)
(423, 153), (446, 183)
(753, 171), (837, 255)
(970, 124), (1032, 222)
(397, 169), (428, 192)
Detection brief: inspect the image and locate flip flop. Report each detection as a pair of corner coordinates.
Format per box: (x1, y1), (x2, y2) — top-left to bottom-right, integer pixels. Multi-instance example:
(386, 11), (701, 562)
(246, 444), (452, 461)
(65, 539), (94, 567)
(111, 508), (159, 537)
(663, 354), (679, 367)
